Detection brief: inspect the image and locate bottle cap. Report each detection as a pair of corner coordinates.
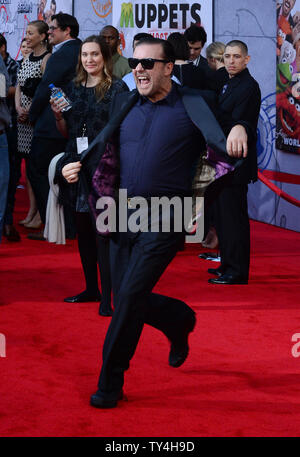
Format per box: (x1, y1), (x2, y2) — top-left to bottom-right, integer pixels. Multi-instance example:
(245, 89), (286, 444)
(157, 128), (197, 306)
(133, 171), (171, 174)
(49, 84), (54, 89)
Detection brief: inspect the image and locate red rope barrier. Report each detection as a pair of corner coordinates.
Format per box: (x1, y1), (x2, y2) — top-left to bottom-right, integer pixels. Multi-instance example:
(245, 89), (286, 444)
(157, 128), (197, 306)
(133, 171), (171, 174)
(258, 171), (300, 208)
(259, 169), (300, 185)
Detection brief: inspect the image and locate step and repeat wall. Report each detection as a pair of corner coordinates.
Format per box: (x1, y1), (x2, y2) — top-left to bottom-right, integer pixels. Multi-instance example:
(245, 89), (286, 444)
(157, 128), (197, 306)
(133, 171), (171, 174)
(2, 0), (299, 232)
(0, 1), (73, 60)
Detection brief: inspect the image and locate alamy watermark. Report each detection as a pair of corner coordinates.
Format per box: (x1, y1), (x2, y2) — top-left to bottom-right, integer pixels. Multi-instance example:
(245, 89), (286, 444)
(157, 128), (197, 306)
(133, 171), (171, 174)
(291, 333), (300, 358)
(0, 333), (6, 358)
(95, 189), (204, 243)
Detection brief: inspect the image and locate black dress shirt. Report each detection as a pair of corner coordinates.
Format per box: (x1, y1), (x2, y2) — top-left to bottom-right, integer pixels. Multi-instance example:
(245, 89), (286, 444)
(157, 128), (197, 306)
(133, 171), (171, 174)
(119, 83), (204, 197)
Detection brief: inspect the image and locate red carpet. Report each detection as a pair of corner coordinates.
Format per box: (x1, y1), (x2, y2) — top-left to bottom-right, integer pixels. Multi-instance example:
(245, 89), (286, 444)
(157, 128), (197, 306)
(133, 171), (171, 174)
(1, 185), (300, 437)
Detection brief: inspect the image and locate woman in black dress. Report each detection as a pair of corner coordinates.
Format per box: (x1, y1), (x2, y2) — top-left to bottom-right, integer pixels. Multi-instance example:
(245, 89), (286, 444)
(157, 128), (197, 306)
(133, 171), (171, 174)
(52, 35), (128, 316)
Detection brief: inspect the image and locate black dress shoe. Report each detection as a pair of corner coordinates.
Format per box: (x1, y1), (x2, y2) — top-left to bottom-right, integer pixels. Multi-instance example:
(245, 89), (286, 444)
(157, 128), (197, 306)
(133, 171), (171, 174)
(64, 291), (101, 303)
(27, 231), (46, 241)
(207, 267), (223, 277)
(98, 305), (113, 317)
(208, 274), (248, 285)
(198, 252), (220, 260)
(90, 390), (124, 409)
(169, 313), (196, 368)
(4, 225), (21, 242)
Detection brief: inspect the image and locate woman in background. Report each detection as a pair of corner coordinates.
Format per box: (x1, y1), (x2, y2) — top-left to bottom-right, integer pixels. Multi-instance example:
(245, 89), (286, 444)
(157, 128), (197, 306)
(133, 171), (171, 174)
(18, 38), (32, 64)
(16, 21), (51, 228)
(52, 35), (128, 316)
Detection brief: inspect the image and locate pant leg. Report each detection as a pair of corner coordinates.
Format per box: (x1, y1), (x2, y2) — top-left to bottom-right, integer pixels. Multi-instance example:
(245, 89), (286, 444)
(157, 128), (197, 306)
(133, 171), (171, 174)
(96, 235), (112, 310)
(97, 228), (189, 396)
(27, 137), (67, 224)
(4, 125), (21, 226)
(214, 182), (250, 279)
(75, 212), (100, 294)
(0, 133), (9, 242)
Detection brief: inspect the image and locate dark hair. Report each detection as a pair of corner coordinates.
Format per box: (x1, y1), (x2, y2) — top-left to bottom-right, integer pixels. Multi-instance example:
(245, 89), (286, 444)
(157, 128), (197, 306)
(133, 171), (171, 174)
(74, 35), (113, 101)
(100, 25), (119, 39)
(0, 33), (7, 51)
(135, 37), (175, 62)
(184, 25), (207, 46)
(133, 32), (151, 42)
(51, 13), (79, 38)
(167, 32), (190, 61)
(226, 40), (248, 55)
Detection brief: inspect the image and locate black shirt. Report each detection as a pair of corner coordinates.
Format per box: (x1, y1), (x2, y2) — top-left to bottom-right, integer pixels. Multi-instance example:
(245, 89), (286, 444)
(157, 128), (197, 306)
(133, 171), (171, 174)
(119, 83), (204, 198)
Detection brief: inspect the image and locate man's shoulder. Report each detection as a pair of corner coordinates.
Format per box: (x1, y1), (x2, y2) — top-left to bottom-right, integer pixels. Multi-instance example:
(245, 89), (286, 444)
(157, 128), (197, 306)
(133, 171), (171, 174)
(116, 54), (129, 63)
(234, 69), (260, 91)
(113, 88), (137, 104)
(178, 85), (217, 102)
(114, 53), (130, 70)
(51, 40), (80, 58)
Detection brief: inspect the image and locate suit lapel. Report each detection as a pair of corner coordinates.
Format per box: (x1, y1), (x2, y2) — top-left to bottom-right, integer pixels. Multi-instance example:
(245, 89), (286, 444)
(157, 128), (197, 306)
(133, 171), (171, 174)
(179, 86), (227, 157)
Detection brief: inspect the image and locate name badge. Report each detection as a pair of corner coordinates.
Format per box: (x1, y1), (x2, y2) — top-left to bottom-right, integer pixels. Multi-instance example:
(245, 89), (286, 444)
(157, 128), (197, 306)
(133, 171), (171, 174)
(76, 137), (88, 154)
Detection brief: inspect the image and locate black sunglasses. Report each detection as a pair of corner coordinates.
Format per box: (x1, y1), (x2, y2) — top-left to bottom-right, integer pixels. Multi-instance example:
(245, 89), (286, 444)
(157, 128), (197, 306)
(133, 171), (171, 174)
(128, 58), (171, 70)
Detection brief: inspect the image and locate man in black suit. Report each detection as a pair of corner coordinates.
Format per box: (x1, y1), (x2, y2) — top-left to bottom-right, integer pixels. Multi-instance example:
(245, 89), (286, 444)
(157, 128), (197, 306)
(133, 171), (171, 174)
(184, 24), (209, 71)
(27, 13), (80, 240)
(207, 40), (261, 285)
(63, 37), (250, 408)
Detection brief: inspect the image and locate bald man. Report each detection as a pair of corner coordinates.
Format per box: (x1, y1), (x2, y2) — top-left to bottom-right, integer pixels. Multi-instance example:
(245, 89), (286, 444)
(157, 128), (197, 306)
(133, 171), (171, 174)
(100, 25), (131, 79)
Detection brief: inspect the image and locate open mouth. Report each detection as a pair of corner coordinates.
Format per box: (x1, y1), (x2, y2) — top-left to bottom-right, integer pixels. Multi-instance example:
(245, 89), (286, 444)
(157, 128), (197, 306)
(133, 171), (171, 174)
(137, 75), (151, 89)
(279, 71), (289, 86)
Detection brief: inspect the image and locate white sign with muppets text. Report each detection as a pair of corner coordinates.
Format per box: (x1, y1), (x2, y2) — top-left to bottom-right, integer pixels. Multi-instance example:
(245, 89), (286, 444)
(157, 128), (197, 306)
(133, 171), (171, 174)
(112, 0), (213, 57)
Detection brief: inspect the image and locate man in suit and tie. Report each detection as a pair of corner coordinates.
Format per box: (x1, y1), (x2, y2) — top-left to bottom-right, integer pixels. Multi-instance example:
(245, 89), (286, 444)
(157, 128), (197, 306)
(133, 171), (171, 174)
(207, 40), (261, 285)
(27, 13), (80, 240)
(62, 36), (250, 408)
(184, 24), (209, 71)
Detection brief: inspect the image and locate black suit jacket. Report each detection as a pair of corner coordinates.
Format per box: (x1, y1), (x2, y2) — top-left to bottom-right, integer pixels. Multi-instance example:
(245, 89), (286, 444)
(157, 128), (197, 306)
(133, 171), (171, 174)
(79, 85), (233, 194)
(217, 68), (261, 183)
(29, 39), (81, 139)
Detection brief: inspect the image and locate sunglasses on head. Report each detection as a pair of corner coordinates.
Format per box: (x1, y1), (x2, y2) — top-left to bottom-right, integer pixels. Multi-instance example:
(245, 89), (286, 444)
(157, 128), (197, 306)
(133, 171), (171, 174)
(128, 57), (171, 70)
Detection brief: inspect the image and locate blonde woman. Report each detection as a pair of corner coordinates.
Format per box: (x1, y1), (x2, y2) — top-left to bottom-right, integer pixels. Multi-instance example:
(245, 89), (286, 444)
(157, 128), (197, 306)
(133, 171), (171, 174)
(16, 21), (51, 227)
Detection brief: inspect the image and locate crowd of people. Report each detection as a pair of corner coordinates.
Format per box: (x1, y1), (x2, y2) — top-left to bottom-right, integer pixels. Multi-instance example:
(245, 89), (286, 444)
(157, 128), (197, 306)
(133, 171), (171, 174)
(0, 12), (261, 408)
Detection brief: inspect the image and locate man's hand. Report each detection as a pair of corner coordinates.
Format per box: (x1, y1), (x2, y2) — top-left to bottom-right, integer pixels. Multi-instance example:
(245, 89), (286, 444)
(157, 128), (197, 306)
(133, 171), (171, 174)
(62, 161), (82, 183)
(226, 124), (248, 158)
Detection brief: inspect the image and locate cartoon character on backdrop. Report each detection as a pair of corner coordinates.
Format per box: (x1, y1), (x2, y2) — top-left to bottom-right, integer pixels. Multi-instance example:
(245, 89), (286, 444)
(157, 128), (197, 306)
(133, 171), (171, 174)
(277, 62), (293, 92)
(291, 74), (300, 96)
(277, 15), (292, 57)
(292, 14), (300, 72)
(276, 83), (300, 154)
(37, 0), (47, 21)
(117, 31), (126, 56)
(44, 0), (56, 25)
(279, 40), (296, 64)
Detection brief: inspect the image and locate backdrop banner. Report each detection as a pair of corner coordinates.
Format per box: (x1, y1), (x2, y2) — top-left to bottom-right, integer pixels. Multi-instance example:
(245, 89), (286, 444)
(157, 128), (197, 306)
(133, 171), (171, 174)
(112, 1), (213, 57)
(1, 0), (73, 60)
(276, 0), (300, 155)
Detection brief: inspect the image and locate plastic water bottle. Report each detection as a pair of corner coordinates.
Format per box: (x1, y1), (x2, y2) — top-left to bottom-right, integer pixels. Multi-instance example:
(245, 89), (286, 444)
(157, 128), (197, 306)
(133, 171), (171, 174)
(49, 83), (72, 112)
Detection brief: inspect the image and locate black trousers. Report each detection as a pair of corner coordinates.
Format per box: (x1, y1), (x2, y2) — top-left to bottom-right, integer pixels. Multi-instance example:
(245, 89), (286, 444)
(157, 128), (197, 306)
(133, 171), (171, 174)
(96, 208), (195, 398)
(209, 174), (250, 279)
(27, 136), (67, 224)
(76, 212), (112, 309)
(4, 124), (21, 226)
